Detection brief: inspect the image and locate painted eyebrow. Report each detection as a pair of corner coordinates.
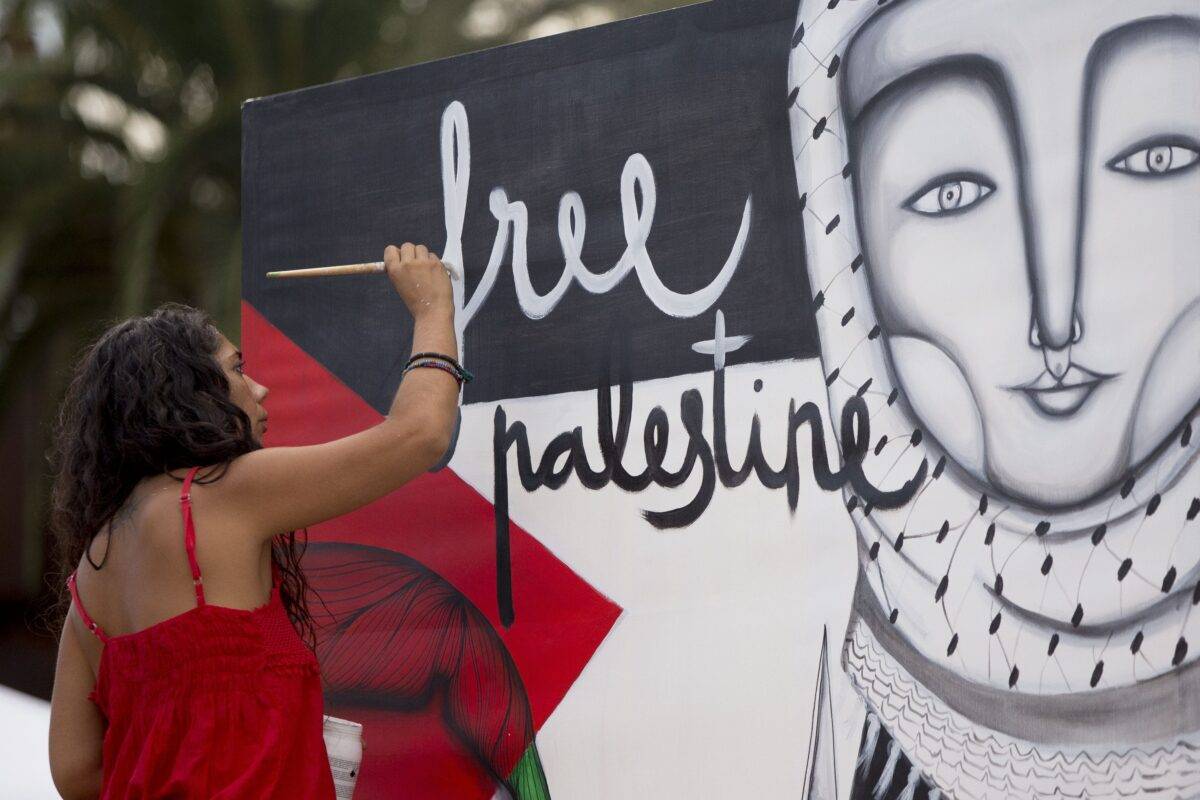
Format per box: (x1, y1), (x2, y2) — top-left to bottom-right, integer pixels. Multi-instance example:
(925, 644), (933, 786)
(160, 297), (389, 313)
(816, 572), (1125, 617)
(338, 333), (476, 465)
(852, 54), (1006, 125)
(1085, 14), (1200, 88)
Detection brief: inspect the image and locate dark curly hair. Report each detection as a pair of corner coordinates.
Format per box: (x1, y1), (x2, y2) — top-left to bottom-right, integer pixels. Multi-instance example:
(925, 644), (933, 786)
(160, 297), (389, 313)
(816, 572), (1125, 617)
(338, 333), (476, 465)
(50, 302), (315, 646)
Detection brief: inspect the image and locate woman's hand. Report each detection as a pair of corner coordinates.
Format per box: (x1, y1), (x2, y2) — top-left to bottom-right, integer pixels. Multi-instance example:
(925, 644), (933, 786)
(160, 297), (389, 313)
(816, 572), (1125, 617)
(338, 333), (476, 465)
(385, 243), (453, 321)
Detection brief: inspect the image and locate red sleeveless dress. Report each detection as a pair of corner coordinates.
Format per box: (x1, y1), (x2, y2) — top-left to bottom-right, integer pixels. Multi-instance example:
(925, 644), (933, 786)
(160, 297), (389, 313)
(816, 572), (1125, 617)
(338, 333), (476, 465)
(67, 467), (335, 799)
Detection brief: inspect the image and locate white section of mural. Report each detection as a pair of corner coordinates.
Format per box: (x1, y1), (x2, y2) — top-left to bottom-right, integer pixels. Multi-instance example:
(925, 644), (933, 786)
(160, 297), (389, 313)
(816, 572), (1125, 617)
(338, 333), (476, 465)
(453, 359), (865, 799)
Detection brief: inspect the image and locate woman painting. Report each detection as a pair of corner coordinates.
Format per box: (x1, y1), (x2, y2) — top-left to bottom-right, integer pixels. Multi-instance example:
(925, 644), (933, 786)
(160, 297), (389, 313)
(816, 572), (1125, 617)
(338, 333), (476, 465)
(789, 1), (1200, 797)
(47, 243), (460, 798)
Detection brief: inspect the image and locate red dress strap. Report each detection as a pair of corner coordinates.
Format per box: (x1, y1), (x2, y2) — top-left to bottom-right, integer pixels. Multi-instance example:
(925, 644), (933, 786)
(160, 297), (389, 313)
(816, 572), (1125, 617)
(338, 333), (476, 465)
(180, 466), (206, 606)
(67, 572), (110, 643)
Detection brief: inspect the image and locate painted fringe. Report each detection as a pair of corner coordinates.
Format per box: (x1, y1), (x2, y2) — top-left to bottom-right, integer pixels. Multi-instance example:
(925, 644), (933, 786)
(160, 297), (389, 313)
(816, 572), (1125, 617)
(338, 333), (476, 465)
(873, 739), (902, 800)
(857, 713), (882, 775)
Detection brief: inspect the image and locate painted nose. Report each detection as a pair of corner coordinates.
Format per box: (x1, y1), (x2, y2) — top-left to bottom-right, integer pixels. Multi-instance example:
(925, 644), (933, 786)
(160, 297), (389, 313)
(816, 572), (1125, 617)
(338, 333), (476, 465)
(1018, 79), (1085, 355)
(1043, 345), (1071, 381)
(1031, 316), (1082, 382)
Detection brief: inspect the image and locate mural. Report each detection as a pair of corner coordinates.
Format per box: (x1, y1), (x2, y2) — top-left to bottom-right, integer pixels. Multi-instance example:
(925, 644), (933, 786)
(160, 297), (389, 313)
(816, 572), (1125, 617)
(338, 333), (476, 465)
(791, 1), (1200, 796)
(242, 1), (1200, 797)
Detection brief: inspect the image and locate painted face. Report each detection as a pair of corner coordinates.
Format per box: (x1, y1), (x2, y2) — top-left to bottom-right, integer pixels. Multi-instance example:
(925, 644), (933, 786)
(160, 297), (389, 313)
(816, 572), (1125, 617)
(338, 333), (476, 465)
(845, 0), (1200, 508)
(214, 332), (270, 443)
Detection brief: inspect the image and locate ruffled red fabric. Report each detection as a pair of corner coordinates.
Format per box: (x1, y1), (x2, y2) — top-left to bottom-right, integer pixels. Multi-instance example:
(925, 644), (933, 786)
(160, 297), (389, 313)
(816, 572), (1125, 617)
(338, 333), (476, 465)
(71, 467), (334, 799)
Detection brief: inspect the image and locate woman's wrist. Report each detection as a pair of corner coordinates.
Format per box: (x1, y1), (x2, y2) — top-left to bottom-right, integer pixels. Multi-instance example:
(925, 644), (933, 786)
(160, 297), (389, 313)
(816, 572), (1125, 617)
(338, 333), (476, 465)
(412, 301), (454, 325)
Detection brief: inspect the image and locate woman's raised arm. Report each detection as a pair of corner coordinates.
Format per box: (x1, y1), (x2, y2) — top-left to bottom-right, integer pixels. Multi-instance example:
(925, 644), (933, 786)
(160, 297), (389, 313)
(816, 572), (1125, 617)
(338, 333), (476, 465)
(222, 243), (461, 536)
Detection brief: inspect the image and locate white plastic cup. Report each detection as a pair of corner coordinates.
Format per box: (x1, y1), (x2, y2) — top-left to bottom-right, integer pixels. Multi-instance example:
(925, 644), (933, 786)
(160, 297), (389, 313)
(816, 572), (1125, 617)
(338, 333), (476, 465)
(322, 715), (364, 799)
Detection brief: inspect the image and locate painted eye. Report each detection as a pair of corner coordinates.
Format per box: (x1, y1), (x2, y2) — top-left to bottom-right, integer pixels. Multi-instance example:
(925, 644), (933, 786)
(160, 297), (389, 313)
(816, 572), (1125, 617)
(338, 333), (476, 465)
(1108, 140), (1200, 176)
(905, 175), (994, 217)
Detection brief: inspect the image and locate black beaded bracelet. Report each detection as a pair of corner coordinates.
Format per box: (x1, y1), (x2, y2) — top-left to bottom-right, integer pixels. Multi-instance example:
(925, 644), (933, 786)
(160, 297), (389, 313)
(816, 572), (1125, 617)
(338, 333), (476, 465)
(403, 359), (463, 385)
(405, 351), (474, 383)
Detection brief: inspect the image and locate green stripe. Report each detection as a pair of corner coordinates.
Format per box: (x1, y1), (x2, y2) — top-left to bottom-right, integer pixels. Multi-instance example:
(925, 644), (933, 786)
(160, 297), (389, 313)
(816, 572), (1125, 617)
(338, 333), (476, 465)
(506, 741), (551, 800)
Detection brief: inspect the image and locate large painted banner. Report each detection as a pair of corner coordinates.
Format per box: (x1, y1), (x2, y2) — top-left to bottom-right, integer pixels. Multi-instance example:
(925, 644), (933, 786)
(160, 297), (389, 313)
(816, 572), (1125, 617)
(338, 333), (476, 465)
(241, 1), (1200, 797)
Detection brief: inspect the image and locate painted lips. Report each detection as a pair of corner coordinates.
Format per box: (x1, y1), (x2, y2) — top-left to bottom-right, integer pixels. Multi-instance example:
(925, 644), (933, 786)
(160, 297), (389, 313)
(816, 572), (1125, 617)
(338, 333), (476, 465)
(1013, 365), (1112, 416)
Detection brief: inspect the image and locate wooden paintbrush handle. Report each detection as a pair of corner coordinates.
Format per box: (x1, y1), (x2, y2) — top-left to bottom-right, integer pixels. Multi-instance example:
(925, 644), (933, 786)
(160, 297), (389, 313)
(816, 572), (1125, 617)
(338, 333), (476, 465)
(267, 260), (460, 281)
(266, 262), (386, 279)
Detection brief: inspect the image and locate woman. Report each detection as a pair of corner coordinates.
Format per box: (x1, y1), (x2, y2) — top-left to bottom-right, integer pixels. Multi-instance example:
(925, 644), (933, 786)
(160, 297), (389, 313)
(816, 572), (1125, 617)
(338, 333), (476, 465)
(47, 242), (460, 799)
(789, 0), (1199, 797)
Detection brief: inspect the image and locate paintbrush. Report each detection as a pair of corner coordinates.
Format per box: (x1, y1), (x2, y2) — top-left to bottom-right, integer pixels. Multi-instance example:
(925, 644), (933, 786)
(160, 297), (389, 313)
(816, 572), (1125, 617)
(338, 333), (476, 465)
(267, 260), (461, 281)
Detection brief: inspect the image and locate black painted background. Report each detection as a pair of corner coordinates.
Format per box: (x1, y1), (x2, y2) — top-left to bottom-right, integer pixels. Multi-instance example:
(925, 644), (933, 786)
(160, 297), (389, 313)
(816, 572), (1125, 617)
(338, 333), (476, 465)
(242, 0), (816, 410)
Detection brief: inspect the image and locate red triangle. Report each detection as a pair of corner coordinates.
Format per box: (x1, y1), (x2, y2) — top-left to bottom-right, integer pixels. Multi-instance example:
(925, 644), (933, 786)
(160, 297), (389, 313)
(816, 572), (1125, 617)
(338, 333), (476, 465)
(242, 302), (621, 796)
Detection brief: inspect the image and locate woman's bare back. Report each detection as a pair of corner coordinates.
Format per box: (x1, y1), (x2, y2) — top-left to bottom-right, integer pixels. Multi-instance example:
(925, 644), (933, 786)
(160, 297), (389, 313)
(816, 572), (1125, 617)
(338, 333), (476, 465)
(69, 468), (274, 676)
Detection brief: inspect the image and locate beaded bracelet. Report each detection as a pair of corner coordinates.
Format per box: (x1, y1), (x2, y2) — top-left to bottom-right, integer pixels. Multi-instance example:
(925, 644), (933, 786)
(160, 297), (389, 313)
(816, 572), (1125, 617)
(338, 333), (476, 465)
(403, 359), (463, 385)
(405, 351), (474, 383)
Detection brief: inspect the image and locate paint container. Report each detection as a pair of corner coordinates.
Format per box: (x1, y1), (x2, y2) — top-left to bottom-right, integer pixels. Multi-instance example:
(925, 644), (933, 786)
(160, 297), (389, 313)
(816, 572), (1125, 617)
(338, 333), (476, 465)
(322, 715), (363, 799)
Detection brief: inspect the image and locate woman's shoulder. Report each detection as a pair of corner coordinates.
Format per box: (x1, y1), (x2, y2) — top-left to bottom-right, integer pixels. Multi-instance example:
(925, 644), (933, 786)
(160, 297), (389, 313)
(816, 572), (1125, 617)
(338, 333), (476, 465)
(153, 464), (242, 515)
